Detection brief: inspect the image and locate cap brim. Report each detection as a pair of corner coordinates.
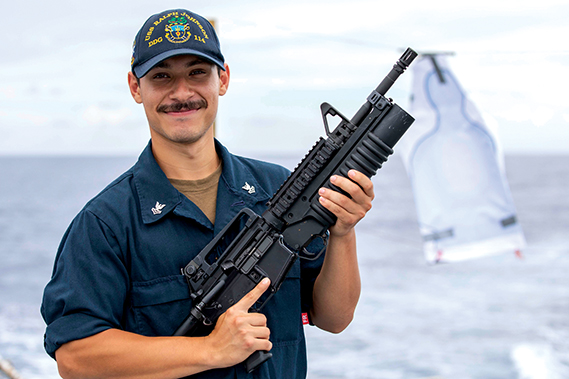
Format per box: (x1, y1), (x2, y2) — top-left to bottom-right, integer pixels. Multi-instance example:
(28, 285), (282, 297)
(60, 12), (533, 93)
(133, 49), (225, 78)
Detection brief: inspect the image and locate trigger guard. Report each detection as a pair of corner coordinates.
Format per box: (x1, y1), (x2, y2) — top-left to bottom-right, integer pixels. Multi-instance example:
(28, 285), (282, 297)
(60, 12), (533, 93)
(299, 233), (328, 261)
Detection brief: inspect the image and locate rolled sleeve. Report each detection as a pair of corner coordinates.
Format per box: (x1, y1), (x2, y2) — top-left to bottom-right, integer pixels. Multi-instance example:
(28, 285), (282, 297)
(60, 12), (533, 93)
(41, 210), (128, 359)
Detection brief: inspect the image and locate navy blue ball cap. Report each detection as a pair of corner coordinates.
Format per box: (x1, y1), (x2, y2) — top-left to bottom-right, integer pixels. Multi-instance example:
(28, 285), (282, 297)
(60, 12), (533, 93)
(131, 9), (225, 78)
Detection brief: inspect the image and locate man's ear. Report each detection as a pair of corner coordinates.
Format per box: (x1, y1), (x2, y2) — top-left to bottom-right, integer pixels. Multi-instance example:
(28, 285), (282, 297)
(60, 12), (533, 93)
(219, 64), (230, 96)
(127, 71), (143, 104)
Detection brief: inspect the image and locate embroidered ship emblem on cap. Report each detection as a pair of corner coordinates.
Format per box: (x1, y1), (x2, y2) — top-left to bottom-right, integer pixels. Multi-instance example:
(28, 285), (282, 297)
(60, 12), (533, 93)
(151, 202), (166, 215)
(165, 16), (191, 43)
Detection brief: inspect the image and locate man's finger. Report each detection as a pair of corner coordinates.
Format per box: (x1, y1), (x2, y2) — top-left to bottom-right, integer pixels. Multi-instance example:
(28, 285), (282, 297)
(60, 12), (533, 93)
(348, 170), (374, 199)
(233, 277), (271, 311)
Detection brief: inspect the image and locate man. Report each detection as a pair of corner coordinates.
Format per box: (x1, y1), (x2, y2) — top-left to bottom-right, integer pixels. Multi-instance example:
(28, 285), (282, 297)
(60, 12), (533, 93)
(41, 9), (374, 379)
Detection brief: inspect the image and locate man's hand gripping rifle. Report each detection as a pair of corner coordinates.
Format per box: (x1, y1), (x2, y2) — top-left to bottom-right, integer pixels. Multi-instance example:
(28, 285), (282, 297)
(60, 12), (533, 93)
(174, 48), (418, 372)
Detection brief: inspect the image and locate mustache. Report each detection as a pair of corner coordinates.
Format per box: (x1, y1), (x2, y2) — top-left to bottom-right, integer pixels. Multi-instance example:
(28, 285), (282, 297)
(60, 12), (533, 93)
(157, 99), (208, 113)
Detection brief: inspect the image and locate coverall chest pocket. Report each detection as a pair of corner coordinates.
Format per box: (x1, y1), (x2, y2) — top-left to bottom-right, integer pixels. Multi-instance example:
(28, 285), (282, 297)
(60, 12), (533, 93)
(130, 275), (191, 336)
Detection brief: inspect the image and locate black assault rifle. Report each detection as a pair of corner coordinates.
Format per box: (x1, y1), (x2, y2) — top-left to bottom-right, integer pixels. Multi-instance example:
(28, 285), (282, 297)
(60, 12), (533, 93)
(174, 48), (418, 372)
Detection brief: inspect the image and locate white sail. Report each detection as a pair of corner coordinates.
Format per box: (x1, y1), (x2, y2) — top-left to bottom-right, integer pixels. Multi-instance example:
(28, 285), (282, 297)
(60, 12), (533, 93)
(398, 54), (526, 263)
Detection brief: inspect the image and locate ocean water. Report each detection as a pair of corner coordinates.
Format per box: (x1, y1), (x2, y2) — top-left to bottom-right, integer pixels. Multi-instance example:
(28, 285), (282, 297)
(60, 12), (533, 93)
(0, 153), (568, 379)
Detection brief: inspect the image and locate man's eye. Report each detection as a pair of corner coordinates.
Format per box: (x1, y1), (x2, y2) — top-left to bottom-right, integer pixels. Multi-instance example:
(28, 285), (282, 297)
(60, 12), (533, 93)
(190, 69), (207, 76)
(152, 73), (169, 79)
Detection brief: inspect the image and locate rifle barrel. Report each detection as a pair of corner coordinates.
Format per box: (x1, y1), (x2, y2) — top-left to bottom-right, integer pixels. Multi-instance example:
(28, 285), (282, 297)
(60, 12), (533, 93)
(351, 48), (417, 126)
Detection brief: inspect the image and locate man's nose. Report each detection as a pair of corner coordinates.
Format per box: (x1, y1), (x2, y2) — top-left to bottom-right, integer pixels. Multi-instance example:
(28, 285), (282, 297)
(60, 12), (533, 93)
(170, 78), (195, 100)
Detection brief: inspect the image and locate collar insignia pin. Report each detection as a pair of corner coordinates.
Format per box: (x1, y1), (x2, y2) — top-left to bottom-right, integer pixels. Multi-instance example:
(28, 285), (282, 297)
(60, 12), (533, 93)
(242, 182), (255, 194)
(151, 201), (166, 215)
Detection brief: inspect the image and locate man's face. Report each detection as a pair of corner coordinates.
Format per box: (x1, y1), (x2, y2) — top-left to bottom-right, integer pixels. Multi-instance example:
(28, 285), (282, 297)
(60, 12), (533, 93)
(128, 55), (229, 146)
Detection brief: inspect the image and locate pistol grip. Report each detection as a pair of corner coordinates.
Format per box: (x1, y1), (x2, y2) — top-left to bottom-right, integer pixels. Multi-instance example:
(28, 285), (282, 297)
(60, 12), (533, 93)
(245, 350), (273, 373)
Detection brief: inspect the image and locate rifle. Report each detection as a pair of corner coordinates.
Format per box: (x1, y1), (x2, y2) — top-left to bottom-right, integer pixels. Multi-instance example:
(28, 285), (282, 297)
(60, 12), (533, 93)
(174, 48), (418, 372)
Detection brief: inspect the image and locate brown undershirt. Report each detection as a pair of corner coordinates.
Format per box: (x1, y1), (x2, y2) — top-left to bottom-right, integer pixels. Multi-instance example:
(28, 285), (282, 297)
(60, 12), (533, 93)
(168, 163), (222, 224)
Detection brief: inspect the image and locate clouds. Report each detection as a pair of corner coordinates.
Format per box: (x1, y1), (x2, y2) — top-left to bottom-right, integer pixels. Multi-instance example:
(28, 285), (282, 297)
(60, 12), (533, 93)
(1, 0), (567, 155)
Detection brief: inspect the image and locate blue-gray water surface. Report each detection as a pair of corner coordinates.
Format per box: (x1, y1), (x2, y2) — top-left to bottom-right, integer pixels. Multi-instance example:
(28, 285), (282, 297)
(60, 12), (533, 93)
(0, 153), (568, 379)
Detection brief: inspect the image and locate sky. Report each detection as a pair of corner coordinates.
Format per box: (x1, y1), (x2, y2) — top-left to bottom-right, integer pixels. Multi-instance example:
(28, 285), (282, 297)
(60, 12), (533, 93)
(1, 0), (568, 156)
